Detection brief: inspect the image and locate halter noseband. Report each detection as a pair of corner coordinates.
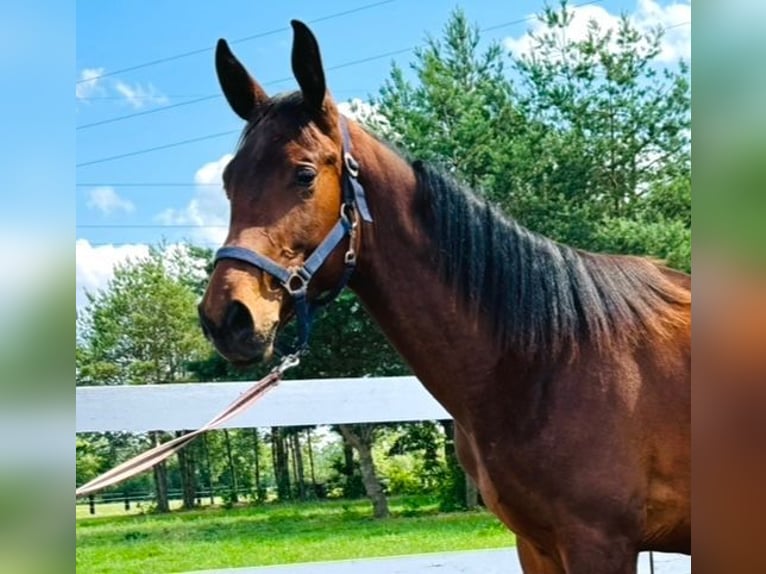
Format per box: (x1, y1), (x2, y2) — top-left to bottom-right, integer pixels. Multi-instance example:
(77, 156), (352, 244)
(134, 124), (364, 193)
(213, 116), (373, 353)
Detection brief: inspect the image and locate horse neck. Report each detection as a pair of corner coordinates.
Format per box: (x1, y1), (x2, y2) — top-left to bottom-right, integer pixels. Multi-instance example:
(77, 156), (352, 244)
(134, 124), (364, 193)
(348, 126), (506, 418)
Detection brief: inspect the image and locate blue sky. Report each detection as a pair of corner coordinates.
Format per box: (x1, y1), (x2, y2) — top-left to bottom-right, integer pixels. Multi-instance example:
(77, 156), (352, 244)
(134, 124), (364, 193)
(74, 0), (690, 305)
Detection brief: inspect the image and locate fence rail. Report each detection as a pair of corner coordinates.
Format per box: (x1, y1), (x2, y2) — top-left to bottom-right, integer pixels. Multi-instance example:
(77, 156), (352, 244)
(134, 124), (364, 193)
(76, 376), (449, 433)
(75, 487), (257, 515)
(76, 377), (690, 572)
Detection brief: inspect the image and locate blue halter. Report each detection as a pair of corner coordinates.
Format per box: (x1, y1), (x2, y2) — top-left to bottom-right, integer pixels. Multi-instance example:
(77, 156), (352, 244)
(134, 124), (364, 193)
(213, 116), (373, 353)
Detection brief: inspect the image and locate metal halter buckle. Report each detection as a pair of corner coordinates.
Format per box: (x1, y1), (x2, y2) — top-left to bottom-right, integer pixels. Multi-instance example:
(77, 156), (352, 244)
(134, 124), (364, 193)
(284, 271), (309, 296)
(340, 203), (358, 228)
(344, 152), (360, 178)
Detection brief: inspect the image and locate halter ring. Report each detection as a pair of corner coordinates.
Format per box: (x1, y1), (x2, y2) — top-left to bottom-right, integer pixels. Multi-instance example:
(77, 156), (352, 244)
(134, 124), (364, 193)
(284, 271), (309, 296)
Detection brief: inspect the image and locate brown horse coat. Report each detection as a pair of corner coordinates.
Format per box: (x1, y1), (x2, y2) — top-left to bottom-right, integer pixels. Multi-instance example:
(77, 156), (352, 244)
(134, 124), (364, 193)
(199, 21), (691, 574)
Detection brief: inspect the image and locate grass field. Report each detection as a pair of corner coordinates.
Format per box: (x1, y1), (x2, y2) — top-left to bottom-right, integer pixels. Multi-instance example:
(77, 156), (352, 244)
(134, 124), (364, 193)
(76, 496), (515, 574)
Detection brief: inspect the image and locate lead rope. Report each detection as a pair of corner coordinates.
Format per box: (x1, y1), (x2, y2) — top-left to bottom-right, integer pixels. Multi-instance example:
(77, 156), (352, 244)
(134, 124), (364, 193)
(75, 353), (302, 498)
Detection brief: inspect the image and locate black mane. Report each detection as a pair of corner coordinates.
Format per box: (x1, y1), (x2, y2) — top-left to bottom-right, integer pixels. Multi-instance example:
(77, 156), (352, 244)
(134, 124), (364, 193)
(412, 160), (687, 357)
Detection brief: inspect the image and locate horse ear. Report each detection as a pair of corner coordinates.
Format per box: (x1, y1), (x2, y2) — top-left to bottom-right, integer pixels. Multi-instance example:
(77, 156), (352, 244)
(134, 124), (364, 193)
(215, 39), (268, 121)
(290, 20), (328, 112)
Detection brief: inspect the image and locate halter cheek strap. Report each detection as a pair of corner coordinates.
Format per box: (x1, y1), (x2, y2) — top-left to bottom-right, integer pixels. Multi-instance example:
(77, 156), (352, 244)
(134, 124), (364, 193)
(213, 115), (372, 352)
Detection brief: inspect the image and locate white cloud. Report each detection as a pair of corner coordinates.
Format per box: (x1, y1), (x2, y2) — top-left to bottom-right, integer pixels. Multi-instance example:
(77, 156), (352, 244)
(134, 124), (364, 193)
(75, 68), (105, 100)
(504, 0), (690, 64)
(635, 0), (691, 62)
(156, 154), (233, 245)
(113, 80), (168, 109)
(75, 239), (149, 308)
(75, 69), (168, 108)
(86, 186), (134, 215)
(194, 153), (233, 186)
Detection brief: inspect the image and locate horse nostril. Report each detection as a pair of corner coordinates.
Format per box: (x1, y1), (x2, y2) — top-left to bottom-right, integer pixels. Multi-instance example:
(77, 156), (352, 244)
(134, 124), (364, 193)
(225, 301), (254, 341)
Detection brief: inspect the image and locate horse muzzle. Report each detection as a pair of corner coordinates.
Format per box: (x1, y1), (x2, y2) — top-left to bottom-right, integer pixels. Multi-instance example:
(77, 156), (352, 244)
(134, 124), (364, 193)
(198, 300), (277, 366)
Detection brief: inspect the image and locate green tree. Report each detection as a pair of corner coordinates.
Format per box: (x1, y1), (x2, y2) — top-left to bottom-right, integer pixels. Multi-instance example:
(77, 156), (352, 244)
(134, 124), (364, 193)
(375, 9), (523, 197)
(179, 3), (691, 510)
(291, 291), (409, 379)
(510, 1), (690, 262)
(374, 3), (691, 268)
(187, 281), (410, 511)
(368, 3), (691, 508)
(76, 436), (108, 486)
(386, 422), (443, 493)
(338, 424), (389, 519)
(76, 243), (209, 511)
(77, 244), (208, 386)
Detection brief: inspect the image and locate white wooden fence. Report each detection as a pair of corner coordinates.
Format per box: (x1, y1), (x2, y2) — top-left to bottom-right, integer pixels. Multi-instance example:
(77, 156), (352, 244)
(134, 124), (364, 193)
(76, 376), (448, 433)
(75, 377), (691, 574)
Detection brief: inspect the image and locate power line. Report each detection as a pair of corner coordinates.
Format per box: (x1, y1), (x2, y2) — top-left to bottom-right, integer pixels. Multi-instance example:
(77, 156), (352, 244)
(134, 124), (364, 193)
(76, 43), (415, 165)
(482, 0), (601, 32)
(76, 0), (580, 131)
(663, 21), (690, 31)
(77, 224), (228, 229)
(76, 1), (600, 131)
(74, 38), (513, 162)
(77, 182), (218, 187)
(80, 94), (212, 101)
(76, 130), (239, 168)
(77, 2), (688, 170)
(79, 240), (222, 248)
(77, 46), (412, 131)
(77, 95), (220, 130)
(75, 0), (396, 84)
(79, 87), (372, 102)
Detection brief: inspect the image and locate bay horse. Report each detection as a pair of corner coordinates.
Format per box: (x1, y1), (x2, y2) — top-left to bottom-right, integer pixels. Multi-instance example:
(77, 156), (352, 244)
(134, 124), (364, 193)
(198, 21), (691, 573)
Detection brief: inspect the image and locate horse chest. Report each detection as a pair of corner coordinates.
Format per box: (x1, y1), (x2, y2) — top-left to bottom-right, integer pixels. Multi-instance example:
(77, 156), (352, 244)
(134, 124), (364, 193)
(454, 419), (563, 539)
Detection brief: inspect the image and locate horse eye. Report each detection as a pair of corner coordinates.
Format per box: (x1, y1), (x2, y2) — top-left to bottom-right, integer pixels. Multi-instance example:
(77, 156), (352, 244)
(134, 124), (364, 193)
(295, 166), (316, 187)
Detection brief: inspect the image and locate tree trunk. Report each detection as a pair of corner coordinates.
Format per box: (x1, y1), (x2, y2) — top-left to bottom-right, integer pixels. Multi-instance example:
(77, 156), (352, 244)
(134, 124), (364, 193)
(465, 472), (479, 510)
(151, 431), (170, 513)
(288, 434), (298, 498)
(176, 431), (197, 509)
(223, 429), (238, 504)
(339, 424), (389, 519)
(202, 432), (215, 505)
(252, 428), (262, 502)
(291, 432), (307, 500)
(306, 429), (317, 493)
(439, 419), (468, 510)
(342, 434), (356, 496)
(271, 427), (291, 500)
